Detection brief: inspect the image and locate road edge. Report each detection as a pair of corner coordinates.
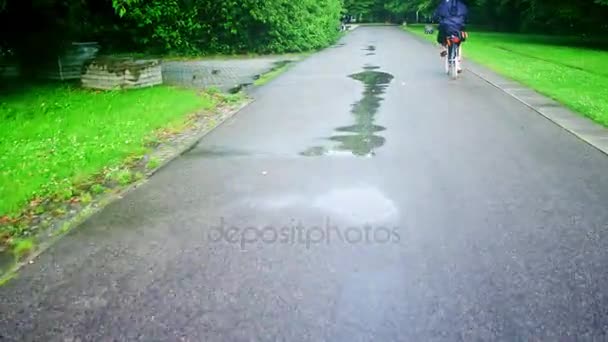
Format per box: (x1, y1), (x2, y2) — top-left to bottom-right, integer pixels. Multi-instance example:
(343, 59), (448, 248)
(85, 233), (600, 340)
(404, 29), (608, 157)
(465, 64), (608, 156)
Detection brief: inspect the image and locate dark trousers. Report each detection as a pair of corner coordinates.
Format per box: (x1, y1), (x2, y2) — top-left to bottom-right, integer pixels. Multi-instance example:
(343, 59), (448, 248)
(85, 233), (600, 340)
(436, 24), (465, 45)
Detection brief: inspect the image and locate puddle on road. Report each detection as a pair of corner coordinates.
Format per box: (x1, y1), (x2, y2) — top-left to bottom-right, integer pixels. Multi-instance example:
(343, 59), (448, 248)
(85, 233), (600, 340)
(301, 66), (394, 157)
(364, 45), (376, 51)
(335, 124), (386, 133)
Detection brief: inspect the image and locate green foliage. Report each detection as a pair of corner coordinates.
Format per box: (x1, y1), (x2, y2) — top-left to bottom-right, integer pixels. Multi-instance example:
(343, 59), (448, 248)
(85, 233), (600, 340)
(146, 157), (161, 170)
(253, 0), (344, 53)
(344, 0), (395, 22)
(90, 184), (106, 195)
(399, 0), (608, 34)
(115, 0), (202, 53)
(12, 238), (34, 260)
(115, 0), (343, 54)
(1, 0), (342, 59)
(4, 0), (607, 58)
(104, 167), (130, 185)
(80, 192), (93, 205)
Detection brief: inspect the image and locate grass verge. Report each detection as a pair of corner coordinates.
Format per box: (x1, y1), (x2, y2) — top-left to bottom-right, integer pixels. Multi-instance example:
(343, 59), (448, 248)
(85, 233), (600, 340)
(0, 82), (233, 247)
(405, 25), (608, 127)
(254, 61), (294, 86)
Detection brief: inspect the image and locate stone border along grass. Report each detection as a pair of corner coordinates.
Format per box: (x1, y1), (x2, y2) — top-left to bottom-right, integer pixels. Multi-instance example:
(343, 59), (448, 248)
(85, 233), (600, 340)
(403, 28), (608, 158)
(0, 95), (253, 283)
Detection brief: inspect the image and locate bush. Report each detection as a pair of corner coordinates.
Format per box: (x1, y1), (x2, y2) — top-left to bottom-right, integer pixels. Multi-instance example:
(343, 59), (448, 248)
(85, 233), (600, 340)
(0, 0), (343, 64)
(254, 0), (344, 53)
(118, 0), (343, 54)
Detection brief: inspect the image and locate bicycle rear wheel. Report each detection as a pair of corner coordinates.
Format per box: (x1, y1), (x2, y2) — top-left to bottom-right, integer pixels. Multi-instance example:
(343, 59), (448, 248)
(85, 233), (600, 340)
(448, 44), (458, 79)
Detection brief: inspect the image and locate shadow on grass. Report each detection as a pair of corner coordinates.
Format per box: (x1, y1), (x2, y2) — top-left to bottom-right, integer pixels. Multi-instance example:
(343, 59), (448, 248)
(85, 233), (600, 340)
(0, 79), (80, 98)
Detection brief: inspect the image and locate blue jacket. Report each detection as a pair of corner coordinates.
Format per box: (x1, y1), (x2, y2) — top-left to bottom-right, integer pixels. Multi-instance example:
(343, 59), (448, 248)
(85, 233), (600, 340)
(434, 0), (468, 32)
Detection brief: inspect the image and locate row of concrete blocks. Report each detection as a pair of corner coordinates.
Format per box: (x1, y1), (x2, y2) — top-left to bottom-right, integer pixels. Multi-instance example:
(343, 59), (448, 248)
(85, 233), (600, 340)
(80, 62), (163, 90)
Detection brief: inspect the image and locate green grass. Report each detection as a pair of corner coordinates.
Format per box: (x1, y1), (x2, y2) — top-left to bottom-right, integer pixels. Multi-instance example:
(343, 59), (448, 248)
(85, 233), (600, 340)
(146, 157), (161, 170)
(0, 83), (218, 218)
(90, 184), (106, 195)
(12, 238), (34, 260)
(406, 25), (608, 127)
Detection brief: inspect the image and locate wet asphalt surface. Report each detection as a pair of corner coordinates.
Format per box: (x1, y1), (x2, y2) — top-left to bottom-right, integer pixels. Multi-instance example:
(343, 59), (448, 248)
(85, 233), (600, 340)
(2, 26), (608, 341)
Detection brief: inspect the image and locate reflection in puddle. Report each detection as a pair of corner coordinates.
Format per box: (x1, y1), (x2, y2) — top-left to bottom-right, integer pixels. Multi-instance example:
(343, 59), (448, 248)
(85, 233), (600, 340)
(301, 66), (393, 157)
(335, 124), (386, 133)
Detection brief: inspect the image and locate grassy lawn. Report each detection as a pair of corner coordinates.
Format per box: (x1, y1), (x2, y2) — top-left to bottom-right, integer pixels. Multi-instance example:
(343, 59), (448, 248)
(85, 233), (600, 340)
(0, 83), (219, 220)
(406, 25), (608, 127)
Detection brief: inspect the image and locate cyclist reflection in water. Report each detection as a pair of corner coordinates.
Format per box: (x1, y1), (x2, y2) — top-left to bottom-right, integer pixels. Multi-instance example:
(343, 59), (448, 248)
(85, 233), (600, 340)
(434, 0), (468, 71)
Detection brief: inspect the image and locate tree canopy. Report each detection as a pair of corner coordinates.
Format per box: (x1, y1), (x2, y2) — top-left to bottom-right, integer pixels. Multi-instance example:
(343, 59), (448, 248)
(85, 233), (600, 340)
(344, 0), (608, 33)
(0, 0), (343, 60)
(1, 0), (607, 67)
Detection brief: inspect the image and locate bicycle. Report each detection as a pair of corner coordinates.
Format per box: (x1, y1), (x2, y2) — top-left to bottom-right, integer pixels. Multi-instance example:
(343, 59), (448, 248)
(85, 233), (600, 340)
(443, 31), (467, 80)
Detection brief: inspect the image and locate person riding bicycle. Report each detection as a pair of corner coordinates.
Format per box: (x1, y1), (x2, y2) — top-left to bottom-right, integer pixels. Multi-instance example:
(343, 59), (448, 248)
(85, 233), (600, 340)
(433, 0), (468, 58)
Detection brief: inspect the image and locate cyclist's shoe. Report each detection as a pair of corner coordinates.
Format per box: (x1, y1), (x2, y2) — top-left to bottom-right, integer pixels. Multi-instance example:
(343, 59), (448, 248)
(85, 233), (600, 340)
(440, 50), (447, 57)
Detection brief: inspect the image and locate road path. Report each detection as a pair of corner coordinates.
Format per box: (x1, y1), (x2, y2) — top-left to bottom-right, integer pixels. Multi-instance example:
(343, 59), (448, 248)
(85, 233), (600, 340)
(2, 26), (608, 341)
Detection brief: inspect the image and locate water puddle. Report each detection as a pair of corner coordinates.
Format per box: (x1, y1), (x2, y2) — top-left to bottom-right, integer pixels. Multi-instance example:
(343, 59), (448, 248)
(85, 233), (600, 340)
(364, 45), (376, 51)
(301, 66), (394, 157)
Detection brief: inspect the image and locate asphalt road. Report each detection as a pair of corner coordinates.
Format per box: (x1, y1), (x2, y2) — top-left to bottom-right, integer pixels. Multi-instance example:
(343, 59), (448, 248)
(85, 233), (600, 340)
(2, 26), (608, 341)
